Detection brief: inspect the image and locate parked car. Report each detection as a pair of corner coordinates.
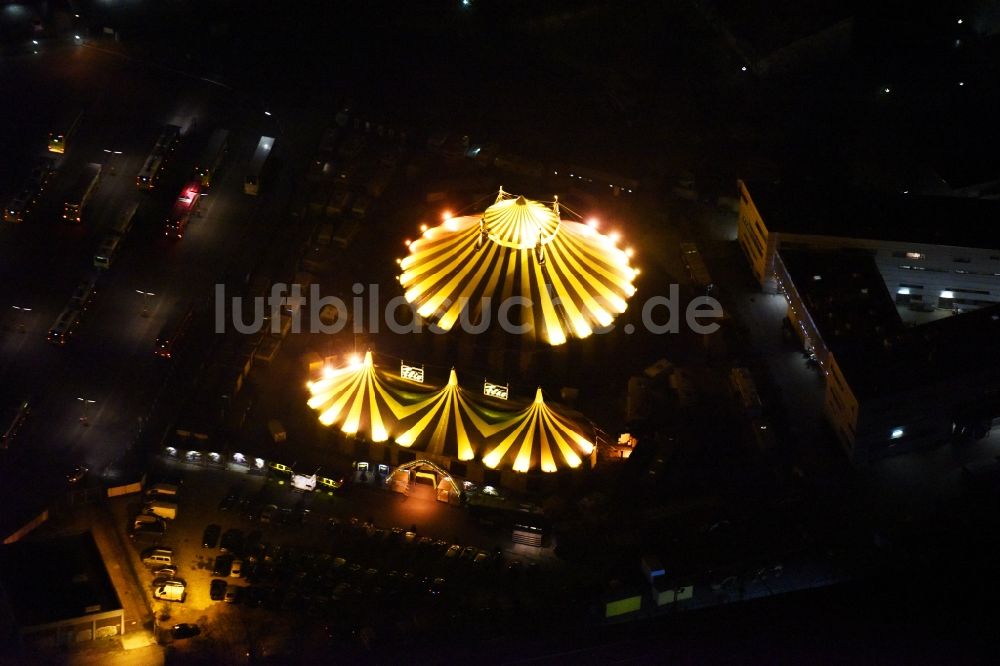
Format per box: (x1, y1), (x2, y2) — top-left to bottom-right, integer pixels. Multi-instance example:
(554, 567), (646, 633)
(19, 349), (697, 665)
(230, 559), (244, 578)
(202, 524), (221, 548)
(133, 514), (165, 531)
(212, 555), (233, 577)
(171, 623), (200, 639)
(460, 546), (477, 561)
(152, 566), (178, 579)
(210, 578), (227, 601)
(224, 586), (242, 604)
(445, 544), (461, 559)
(220, 528), (244, 554)
(259, 504), (277, 524)
(429, 577), (447, 595)
(132, 521), (166, 537)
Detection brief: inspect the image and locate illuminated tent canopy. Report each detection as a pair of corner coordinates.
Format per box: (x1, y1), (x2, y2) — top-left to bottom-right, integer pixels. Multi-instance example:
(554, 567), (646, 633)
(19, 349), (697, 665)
(306, 352), (594, 472)
(481, 388), (596, 473)
(399, 189), (638, 345)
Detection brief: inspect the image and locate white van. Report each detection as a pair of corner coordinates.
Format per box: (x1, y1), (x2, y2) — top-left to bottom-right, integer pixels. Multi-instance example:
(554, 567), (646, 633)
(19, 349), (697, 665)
(154, 580), (186, 602)
(144, 500), (178, 520)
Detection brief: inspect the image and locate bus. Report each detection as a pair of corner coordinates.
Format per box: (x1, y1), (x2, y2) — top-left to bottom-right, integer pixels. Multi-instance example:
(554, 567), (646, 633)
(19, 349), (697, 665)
(1, 398), (31, 449)
(154, 307), (193, 359)
(136, 124), (181, 190)
(94, 203), (139, 269)
(244, 135), (275, 195)
(63, 162), (102, 223)
(112, 202), (139, 236)
(48, 110), (83, 154)
(729, 367), (763, 417)
(4, 159), (53, 223)
(194, 129), (229, 188)
(680, 242), (713, 292)
(164, 181), (201, 239)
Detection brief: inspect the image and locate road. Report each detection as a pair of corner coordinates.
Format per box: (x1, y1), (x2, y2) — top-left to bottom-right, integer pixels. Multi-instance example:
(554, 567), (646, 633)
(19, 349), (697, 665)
(0, 40), (315, 537)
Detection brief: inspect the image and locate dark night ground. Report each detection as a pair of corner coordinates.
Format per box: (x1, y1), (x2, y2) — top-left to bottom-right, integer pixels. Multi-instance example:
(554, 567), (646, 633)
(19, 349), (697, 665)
(4, 0), (1000, 659)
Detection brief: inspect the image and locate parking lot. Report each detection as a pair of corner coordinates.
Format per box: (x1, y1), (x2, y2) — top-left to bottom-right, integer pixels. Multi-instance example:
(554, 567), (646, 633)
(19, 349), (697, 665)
(116, 461), (559, 650)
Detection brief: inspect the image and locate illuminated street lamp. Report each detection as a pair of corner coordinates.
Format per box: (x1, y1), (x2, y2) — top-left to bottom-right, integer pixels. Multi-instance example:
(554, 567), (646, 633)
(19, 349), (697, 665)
(103, 148), (123, 175)
(11, 305), (31, 333)
(135, 290), (156, 317)
(262, 107), (283, 135)
(77, 397), (96, 426)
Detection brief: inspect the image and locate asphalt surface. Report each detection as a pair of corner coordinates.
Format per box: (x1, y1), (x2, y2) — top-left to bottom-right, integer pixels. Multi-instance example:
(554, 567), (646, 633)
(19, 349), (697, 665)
(0, 40), (317, 535)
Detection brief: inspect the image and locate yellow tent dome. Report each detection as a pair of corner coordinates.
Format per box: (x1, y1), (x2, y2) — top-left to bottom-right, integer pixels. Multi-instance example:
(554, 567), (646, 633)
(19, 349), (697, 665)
(399, 189), (637, 345)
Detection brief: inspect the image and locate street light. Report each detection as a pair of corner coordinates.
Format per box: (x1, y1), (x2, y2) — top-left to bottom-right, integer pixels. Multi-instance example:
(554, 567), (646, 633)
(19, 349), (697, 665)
(135, 290), (156, 317)
(103, 149), (123, 174)
(11, 305), (31, 333)
(77, 397), (96, 426)
(262, 106), (283, 135)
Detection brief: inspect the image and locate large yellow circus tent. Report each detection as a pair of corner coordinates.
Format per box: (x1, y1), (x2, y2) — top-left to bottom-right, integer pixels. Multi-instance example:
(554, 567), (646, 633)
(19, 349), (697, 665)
(399, 189), (638, 345)
(306, 353), (595, 473)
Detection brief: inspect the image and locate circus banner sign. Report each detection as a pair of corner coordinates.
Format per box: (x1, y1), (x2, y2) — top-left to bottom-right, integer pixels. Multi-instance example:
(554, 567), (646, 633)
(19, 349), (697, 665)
(484, 381), (509, 400)
(400, 363), (424, 383)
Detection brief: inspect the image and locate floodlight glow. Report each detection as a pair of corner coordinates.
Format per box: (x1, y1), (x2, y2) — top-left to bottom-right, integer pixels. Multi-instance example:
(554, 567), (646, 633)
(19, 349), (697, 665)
(587, 218), (599, 229)
(420, 223), (428, 232)
(625, 247), (634, 258)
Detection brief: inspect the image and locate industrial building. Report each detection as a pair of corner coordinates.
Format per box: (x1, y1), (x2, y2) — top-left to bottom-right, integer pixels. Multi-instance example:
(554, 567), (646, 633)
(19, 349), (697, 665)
(738, 180), (1000, 462)
(0, 531), (124, 651)
(737, 179), (1000, 311)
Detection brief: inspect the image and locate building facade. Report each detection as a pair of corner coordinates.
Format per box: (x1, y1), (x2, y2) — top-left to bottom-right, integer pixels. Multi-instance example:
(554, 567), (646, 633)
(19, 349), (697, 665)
(738, 179), (1000, 311)
(740, 180), (1000, 462)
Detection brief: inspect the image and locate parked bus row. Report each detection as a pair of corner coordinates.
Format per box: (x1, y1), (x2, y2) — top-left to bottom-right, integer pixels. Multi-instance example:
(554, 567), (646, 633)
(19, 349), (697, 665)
(93, 203), (139, 269)
(46, 275), (98, 346)
(63, 162), (102, 223)
(136, 124), (181, 190)
(3, 156), (58, 224)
